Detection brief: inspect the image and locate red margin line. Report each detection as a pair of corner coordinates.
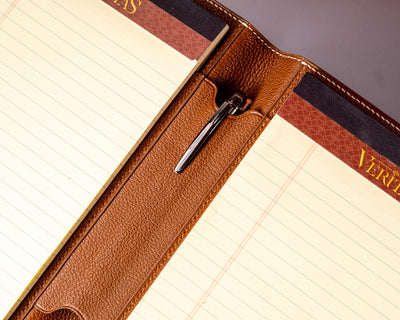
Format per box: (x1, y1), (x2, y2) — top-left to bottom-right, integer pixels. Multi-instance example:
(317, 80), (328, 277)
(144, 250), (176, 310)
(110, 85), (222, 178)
(0, 0), (20, 25)
(186, 143), (318, 319)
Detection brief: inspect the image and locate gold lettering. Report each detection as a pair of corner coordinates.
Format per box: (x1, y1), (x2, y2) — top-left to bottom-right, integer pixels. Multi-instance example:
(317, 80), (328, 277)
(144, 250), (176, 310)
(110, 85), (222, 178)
(112, 0), (142, 14)
(359, 148), (367, 168)
(394, 182), (400, 195)
(366, 162), (379, 177)
(387, 176), (396, 188)
(358, 148), (400, 197)
(376, 169), (390, 184)
(387, 171), (399, 189)
(124, 0), (142, 14)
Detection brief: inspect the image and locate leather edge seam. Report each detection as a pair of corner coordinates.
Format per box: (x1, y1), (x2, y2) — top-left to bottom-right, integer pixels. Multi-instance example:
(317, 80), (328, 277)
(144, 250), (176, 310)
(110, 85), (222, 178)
(205, 0), (400, 135)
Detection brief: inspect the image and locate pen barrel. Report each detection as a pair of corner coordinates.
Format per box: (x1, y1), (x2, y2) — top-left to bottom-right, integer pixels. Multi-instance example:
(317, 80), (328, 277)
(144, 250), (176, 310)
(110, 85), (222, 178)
(175, 102), (232, 172)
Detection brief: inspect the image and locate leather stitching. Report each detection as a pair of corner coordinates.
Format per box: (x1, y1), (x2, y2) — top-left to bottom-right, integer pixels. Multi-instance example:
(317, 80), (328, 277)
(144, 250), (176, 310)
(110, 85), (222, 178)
(12, 2), (399, 319)
(204, 0), (400, 134)
(122, 3), (400, 318)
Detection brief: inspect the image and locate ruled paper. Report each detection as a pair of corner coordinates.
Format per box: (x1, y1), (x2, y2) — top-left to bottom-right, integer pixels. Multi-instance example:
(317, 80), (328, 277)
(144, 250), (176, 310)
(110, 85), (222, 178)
(0, 0), (195, 317)
(131, 115), (400, 320)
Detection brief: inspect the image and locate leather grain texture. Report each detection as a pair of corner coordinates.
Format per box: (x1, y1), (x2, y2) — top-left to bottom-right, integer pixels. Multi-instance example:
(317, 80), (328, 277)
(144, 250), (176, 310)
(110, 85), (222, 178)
(10, 0), (400, 320)
(207, 27), (302, 114)
(34, 79), (262, 320)
(25, 308), (80, 320)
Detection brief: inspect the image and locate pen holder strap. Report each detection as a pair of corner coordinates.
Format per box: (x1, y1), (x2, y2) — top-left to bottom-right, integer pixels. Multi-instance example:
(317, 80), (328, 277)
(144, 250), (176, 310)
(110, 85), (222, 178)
(9, 1), (307, 318)
(12, 0), (398, 319)
(32, 77), (265, 320)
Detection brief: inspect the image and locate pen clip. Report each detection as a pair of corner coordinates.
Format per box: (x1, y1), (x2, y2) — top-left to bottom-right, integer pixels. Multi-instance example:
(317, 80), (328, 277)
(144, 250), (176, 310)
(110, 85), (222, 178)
(175, 92), (247, 174)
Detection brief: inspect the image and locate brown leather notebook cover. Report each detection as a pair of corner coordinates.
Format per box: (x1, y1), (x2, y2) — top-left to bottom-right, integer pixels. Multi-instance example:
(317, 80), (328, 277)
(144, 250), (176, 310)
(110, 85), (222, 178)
(7, 0), (400, 319)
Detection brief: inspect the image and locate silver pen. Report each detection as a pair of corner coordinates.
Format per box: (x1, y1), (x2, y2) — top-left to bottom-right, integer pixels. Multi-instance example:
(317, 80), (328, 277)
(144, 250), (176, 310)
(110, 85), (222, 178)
(175, 92), (247, 174)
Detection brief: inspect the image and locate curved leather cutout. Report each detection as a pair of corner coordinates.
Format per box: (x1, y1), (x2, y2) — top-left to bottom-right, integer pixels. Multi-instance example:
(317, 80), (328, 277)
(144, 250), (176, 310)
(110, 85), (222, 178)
(25, 307), (82, 320)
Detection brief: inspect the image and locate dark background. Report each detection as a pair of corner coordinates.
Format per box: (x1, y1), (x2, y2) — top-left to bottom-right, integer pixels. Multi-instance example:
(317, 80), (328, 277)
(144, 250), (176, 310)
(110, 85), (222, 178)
(218, 0), (400, 122)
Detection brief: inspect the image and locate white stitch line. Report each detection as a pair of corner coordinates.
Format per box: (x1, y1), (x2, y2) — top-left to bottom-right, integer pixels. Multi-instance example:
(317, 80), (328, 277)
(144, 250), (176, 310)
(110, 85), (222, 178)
(205, 0), (400, 133)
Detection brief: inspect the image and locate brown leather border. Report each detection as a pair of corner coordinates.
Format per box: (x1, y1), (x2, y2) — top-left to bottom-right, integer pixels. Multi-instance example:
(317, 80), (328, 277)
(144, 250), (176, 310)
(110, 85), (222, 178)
(120, 0), (400, 313)
(9, 0), (399, 319)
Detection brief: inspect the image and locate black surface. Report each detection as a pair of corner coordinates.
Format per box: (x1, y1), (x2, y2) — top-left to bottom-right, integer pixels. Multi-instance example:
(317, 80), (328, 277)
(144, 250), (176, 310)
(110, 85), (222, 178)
(149, 0), (227, 41)
(295, 73), (400, 167)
